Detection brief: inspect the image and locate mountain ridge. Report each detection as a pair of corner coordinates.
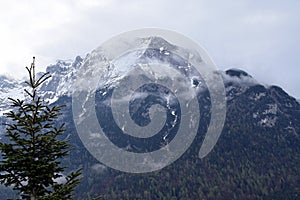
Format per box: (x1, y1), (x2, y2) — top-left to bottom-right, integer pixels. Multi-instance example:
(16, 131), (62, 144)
(0, 56), (298, 128)
(0, 38), (299, 199)
(0, 54), (296, 106)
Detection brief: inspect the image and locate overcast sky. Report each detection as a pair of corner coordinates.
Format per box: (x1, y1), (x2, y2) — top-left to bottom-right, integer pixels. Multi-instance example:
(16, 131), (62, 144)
(0, 0), (299, 98)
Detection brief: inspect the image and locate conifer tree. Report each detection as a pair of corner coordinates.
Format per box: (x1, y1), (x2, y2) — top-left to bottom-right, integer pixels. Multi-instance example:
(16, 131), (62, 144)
(0, 57), (81, 200)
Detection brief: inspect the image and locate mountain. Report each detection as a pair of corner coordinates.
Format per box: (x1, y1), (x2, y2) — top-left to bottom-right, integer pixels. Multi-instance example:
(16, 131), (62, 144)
(0, 37), (299, 199)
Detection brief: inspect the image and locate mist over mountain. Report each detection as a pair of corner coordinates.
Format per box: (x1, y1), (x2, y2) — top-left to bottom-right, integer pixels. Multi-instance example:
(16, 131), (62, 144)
(0, 38), (299, 199)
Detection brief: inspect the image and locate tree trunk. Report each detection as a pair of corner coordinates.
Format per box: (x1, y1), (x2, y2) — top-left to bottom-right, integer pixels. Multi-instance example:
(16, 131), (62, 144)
(30, 191), (36, 200)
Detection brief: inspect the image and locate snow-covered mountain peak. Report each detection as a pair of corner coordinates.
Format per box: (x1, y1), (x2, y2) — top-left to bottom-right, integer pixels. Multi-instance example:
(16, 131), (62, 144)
(222, 69), (258, 86)
(76, 36), (188, 91)
(0, 56), (84, 116)
(0, 76), (24, 116)
(146, 36), (177, 51)
(46, 56), (82, 74)
(221, 69), (259, 101)
(40, 56), (83, 104)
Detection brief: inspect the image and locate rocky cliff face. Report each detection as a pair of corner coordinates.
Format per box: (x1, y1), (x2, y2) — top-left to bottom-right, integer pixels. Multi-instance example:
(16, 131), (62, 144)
(0, 37), (299, 199)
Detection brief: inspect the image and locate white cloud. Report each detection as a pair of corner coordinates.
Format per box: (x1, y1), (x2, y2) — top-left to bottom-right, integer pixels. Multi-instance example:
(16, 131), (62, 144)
(0, 0), (299, 97)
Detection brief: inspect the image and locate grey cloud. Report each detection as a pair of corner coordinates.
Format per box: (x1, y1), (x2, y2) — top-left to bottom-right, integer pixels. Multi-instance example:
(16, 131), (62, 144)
(0, 0), (299, 97)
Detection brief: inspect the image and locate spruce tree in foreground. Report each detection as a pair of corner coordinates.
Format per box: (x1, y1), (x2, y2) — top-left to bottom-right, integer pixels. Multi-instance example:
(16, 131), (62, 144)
(0, 57), (81, 200)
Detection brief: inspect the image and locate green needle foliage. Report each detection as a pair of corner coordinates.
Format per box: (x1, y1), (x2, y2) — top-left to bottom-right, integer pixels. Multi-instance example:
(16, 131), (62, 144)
(0, 57), (81, 200)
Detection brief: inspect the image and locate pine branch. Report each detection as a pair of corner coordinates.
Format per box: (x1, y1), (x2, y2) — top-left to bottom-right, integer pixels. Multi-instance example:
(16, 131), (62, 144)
(0, 57), (81, 199)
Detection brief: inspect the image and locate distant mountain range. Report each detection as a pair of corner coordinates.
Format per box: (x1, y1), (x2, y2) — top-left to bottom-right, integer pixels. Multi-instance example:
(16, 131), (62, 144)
(0, 37), (299, 199)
